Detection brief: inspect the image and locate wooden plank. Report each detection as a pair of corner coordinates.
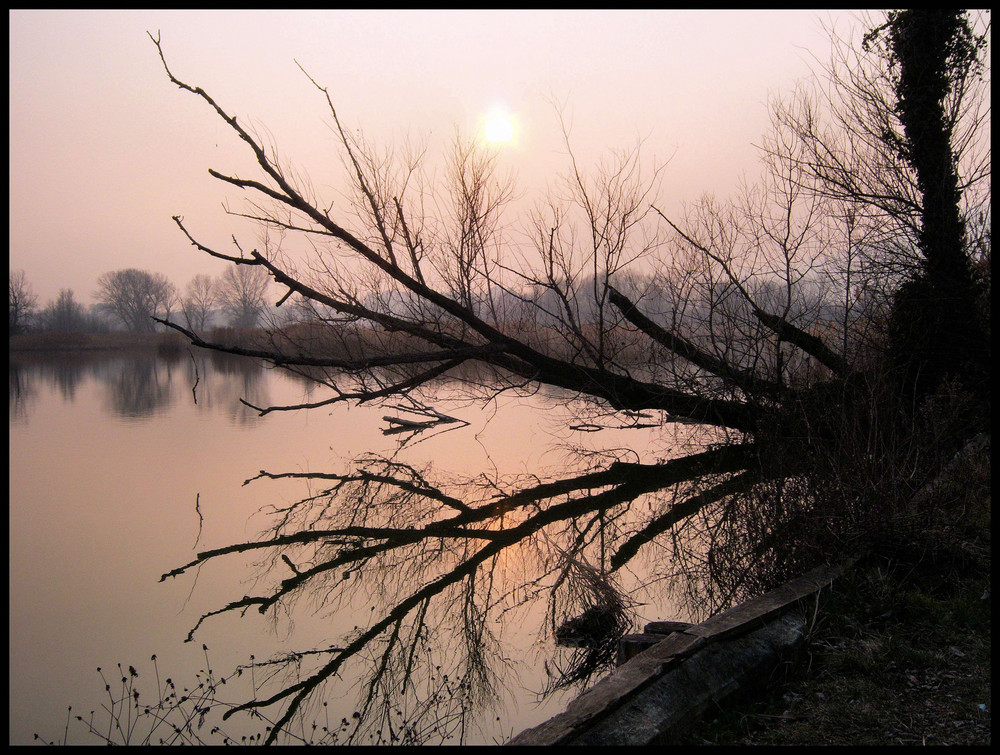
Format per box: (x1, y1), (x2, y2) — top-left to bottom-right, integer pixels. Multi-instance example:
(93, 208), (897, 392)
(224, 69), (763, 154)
(507, 561), (852, 746)
(567, 613), (807, 746)
(686, 562), (848, 642)
(645, 620), (692, 635)
(507, 632), (705, 746)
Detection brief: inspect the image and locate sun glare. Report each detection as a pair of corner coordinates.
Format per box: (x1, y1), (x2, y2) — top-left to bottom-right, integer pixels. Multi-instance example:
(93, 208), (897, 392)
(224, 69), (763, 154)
(484, 112), (514, 144)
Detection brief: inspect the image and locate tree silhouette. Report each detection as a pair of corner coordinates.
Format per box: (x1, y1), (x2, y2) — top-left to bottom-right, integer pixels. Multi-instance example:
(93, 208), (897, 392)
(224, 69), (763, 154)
(149, 11), (989, 745)
(218, 264), (271, 329)
(181, 273), (218, 331)
(95, 268), (176, 333)
(41, 288), (89, 333)
(9, 269), (38, 336)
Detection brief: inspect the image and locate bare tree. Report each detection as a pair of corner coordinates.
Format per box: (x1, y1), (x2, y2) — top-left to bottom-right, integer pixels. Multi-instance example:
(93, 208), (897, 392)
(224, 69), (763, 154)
(217, 264), (270, 329)
(95, 268), (176, 333)
(182, 273), (218, 331)
(148, 11), (989, 745)
(41, 289), (89, 333)
(9, 269), (38, 336)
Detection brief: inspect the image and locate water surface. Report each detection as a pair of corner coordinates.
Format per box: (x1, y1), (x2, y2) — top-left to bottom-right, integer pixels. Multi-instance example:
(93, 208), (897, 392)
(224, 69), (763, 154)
(10, 348), (692, 744)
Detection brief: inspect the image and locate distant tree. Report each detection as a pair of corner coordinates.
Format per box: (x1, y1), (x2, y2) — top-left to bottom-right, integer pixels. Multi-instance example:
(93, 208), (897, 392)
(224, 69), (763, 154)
(182, 273), (218, 331)
(85, 302), (114, 333)
(95, 268), (176, 333)
(217, 264), (270, 329)
(9, 269), (38, 336)
(41, 289), (88, 332)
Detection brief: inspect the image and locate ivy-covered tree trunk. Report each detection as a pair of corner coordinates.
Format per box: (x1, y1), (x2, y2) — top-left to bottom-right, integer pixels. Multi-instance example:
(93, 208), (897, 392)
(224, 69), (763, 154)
(884, 9), (988, 403)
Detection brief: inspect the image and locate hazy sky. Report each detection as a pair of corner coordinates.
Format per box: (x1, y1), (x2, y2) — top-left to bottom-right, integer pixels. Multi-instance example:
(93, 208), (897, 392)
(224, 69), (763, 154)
(9, 9), (864, 306)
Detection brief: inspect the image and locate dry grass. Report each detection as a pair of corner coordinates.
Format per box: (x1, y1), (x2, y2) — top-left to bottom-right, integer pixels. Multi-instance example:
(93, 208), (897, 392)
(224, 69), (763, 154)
(680, 562), (991, 745)
(9, 330), (185, 352)
(677, 433), (991, 746)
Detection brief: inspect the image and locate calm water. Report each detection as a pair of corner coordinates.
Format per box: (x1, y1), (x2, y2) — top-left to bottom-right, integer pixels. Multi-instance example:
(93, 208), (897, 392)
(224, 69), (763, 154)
(9, 349), (693, 744)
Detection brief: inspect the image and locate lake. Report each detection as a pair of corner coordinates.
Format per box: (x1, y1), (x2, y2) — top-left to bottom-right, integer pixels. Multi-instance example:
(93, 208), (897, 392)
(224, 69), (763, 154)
(9, 348), (703, 745)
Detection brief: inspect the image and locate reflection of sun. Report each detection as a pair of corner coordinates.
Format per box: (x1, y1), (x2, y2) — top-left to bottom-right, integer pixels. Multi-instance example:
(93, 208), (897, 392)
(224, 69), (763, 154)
(484, 111), (514, 143)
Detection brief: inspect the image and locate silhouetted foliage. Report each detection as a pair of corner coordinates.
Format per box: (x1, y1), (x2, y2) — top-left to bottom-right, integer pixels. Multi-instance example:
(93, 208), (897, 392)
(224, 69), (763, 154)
(877, 10), (989, 403)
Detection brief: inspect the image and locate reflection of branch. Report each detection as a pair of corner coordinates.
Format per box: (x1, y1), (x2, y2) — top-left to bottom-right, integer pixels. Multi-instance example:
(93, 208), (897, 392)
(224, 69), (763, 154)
(239, 646), (343, 668)
(280, 554), (300, 575)
(222, 523), (520, 743)
(610, 469), (764, 571)
(187, 348), (200, 405)
(192, 493), (203, 550)
(247, 463), (474, 514)
(546, 553), (632, 692)
(161, 442), (763, 742)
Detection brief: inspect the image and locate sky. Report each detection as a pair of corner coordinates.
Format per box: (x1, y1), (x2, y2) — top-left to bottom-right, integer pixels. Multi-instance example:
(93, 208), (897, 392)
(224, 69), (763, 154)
(9, 9), (866, 307)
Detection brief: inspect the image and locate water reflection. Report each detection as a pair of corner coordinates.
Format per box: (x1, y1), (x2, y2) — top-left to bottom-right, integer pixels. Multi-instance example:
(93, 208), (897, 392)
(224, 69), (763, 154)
(102, 354), (174, 418)
(9, 351), (93, 405)
(9, 348), (273, 425)
(159, 404), (724, 744)
(11, 350), (700, 746)
(196, 350), (272, 425)
(8, 361), (37, 423)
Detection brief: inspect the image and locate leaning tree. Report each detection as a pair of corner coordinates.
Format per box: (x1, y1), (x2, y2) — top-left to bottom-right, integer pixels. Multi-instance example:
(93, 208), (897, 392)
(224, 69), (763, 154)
(150, 9), (989, 745)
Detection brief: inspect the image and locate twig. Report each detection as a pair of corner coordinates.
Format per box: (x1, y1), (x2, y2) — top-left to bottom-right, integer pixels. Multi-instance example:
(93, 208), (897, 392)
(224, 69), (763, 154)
(193, 493), (203, 550)
(188, 348), (200, 405)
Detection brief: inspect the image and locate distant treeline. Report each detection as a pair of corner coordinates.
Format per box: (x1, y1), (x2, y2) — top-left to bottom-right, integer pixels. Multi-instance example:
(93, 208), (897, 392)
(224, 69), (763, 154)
(8, 266), (273, 338)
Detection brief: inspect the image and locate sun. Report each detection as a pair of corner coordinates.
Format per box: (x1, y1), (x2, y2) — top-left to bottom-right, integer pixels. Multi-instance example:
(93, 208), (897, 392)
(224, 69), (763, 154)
(484, 111), (515, 144)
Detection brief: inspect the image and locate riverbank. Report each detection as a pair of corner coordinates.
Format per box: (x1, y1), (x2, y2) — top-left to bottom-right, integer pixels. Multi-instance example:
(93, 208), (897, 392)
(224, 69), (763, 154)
(677, 436), (991, 746)
(677, 557), (990, 745)
(9, 331), (186, 352)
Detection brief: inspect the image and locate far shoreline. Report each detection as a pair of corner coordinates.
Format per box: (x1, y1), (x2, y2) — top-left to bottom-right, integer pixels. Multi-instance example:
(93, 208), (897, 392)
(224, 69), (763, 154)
(9, 331), (186, 353)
